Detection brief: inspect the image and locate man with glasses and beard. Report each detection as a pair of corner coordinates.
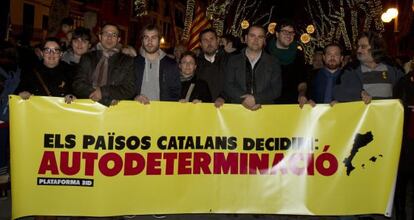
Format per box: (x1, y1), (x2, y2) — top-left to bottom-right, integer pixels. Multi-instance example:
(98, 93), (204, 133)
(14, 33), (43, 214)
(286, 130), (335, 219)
(334, 31), (403, 104)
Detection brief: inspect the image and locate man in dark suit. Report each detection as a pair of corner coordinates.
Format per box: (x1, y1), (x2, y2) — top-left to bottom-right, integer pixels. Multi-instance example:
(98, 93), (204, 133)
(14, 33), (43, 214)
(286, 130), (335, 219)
(223, 25), (282, 110)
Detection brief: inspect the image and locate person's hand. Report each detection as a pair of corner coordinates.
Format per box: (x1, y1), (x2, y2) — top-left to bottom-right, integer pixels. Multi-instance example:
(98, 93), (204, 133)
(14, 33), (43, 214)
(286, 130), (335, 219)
(122, 46), (137, 57)
(214, 97), (225, 108)
(19, 91), (31, 100)
(241, 94), (255, 107)
(110, 99), (119, 106)
(307, 99), (316, 107)
(330, 100), (338, 107)
(361, 90), (372, 104)
(241, 94), (261, 111)
(192, 99), (202, 104)
(89, 88), (102, 102)
(64, 94), (76, 104)
(134, 95), (150, 104)
(298, 95), (316, 108)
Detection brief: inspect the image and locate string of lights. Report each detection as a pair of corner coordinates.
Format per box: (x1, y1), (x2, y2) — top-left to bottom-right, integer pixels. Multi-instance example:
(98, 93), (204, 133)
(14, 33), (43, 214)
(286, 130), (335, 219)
(182, 0), (195, 41)
(134, 0), (147, 17)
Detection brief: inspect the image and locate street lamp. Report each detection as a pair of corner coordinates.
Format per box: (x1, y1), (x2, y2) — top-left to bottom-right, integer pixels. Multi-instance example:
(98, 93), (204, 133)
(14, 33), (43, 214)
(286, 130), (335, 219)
(381, 8), (398, 22)
(381, 7), (399, 32)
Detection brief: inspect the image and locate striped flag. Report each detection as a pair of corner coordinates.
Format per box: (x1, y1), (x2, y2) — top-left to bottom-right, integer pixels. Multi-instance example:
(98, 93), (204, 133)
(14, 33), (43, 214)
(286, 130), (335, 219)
(187, 5), (211, 51)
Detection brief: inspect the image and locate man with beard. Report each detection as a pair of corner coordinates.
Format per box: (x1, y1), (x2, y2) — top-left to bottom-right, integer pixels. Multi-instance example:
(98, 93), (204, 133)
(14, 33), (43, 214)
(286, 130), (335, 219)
(308, 43), (343, 104)
(195, 28), (229, 105)
(134, 24), (180, 104)
(334, 32), (404, 104)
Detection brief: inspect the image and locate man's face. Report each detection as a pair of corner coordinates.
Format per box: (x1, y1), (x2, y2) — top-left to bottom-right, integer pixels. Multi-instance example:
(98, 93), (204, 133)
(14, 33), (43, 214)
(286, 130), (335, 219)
(245, 27), (265, 52)
(357, 37), (374, 64)
(275, 26), (295, 48)
(200, 32), (219, 56)
(72, 38), (90, 56)
(99, 25), (120, 50)
(179, 55), (197, 77)
(42, 41), (62, 67)
(142, 29), (160, 54)
(61, 24), (72, 34)
(323, 46), (343, 70)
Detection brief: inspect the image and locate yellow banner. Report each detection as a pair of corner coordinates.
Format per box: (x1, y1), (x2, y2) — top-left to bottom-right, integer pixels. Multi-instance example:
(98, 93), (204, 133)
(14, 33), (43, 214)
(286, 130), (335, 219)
(9, 95), (403, 218)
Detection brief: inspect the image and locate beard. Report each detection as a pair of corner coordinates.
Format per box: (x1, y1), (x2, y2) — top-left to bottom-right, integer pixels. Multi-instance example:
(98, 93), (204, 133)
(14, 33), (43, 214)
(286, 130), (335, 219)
(143, 44), (159, 54)
(325, 62), (341, 70)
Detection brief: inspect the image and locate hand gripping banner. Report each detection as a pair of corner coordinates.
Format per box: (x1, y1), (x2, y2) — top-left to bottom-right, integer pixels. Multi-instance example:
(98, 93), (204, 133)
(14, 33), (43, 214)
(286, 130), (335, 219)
(9, 95), (403, 218)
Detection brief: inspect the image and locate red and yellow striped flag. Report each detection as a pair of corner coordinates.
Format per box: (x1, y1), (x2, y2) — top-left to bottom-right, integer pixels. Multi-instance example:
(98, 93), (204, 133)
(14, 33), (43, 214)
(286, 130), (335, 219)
(187, 5), (211, 51)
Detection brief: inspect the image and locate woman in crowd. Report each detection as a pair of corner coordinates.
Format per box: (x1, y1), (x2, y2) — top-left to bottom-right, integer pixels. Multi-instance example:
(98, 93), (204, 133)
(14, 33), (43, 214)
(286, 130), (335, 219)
(179, 51), (211, 103)
(17, 37), (72, 100)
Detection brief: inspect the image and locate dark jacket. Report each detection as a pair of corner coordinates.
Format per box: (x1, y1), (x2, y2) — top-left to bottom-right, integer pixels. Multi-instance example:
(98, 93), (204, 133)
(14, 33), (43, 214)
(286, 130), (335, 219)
(17, 61), (72, 97)
(224, 49), (282, 104)
(0, 66), (20, 122)
(267, 38), (307, 104)
(195, 49), (229, 100)
(310, 68), (342, 103)
(135, 54), (181, 101)
(180, 76), (212, 102)
(72, 50), (137, 106)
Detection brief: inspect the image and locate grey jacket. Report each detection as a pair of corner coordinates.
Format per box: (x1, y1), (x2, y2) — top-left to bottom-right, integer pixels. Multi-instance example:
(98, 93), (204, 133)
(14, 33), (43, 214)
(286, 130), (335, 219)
(334, 63), (404, 102)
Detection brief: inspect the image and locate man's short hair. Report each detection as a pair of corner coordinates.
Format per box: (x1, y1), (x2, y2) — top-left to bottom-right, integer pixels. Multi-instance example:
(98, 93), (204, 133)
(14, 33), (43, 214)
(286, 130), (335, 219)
(275, 19), (296, 32)
(140, 24), (160, 39)
(72, 27), (91, 42)
(42, 37), (61, 49)
(221, 34), (240, 50)
(199, 28), (217, 41)
(357, 31), (387, 63)
(247, 24), (266, 35)
(323, 43), (343, 55)
(101, 23), (121, 34)
(61, 17), (74, 26)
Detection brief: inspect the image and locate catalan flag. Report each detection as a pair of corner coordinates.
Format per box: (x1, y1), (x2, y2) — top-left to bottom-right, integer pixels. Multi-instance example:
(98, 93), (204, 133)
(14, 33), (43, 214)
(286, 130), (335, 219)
(187, 4), (211, 51)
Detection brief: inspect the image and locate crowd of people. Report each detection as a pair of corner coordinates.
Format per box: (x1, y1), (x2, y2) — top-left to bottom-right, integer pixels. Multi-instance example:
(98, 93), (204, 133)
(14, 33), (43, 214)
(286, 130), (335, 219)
(0, 17), (413, 219)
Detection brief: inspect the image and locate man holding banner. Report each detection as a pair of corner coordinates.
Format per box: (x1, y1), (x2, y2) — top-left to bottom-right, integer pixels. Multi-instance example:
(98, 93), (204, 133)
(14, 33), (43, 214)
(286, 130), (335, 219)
(72, 23), (136, 106)
(223, 25), (282, 110)
(134, 24), (181, 104)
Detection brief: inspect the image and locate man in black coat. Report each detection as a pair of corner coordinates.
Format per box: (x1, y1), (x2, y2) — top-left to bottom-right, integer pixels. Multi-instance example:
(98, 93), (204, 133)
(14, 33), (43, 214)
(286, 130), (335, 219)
(72, 23), (136, 106)
(134, 24), (181, 104)
(223, 25), (282, 110)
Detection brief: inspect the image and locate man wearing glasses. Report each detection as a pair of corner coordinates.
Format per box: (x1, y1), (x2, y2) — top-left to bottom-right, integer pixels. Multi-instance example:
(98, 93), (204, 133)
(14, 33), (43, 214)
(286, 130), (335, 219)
(17, 37), (72, 99)
(73, 23), (136, 106)
(266, 19), (310, 107)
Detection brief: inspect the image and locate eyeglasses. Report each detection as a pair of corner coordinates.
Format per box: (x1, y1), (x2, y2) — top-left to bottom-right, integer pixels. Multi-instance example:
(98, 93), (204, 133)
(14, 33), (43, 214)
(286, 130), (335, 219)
(101, 32), (119, 38)
(180, 61), (196, 65)
(43, 48), (61, 54)
(279, 29), (295, 36)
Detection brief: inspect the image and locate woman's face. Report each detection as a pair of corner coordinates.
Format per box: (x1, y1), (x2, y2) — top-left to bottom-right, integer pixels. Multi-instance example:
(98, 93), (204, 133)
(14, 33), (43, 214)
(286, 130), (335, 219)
(179, 55), (197, 77)
(42, 41), (62, 68)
